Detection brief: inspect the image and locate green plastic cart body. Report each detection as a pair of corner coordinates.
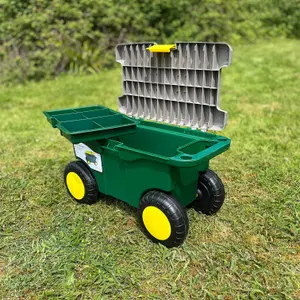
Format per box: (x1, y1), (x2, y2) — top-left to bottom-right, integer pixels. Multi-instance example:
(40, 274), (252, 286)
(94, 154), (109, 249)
(44, 42), (232, 247)
(44, 105), (230, 207)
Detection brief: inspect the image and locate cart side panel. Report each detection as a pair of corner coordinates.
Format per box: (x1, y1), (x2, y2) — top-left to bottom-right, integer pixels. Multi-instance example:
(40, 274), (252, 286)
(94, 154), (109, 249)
(75, 140), (211, 208)
(121, 160), (174, 207)
(87, 146), (126, 199)
(171, 164), (208, 207)
(99, 157), (205, 208)
(85, 142), (174, 207)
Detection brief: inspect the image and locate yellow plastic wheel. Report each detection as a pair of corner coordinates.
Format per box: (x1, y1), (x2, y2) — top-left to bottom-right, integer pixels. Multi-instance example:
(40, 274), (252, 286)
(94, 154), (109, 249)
(138, 190), (189, 248)
(66, 171), (85, 200)
(64, 161), (99, 204)
(142, 206), (171, 240)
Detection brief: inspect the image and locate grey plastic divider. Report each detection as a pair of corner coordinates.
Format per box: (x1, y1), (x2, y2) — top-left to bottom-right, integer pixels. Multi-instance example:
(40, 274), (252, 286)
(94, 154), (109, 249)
(116, 42), (232, 131)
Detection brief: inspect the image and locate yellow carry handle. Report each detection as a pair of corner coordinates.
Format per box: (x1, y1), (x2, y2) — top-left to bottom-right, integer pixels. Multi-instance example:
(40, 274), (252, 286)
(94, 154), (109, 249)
(147, 44), (176, 53)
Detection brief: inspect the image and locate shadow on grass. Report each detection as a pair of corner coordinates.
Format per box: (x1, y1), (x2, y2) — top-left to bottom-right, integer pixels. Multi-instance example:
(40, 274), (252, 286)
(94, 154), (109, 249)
(97, 194), (137, 217)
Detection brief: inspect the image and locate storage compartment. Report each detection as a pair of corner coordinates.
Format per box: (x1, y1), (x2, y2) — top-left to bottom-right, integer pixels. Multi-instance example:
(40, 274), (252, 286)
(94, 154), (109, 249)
(81, 109), (116, 119)
(95, 114), (134, 128)
(178, 140), (216, 155)
(44, 105), (137, 142)
(116, 124), (215, 158)
(44, 106), (116, 127)
(59, 115), (135, 134)
(59, 119), (103, 133)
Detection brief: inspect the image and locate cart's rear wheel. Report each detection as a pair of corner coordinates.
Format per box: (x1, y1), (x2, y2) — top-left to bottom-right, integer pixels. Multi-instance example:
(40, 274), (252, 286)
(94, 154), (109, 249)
(64, 161), (99, 204)
(138, 190), (189, 248)
(194, 169), (225, 215)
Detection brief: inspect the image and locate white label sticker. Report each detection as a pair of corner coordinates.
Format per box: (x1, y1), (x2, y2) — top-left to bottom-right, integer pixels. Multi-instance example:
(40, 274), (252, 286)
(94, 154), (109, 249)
(73, 143), (103, 173)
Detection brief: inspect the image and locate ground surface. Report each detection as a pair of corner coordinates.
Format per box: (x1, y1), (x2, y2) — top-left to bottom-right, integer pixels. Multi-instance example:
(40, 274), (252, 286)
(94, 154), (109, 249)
(0, 40), (299, 299)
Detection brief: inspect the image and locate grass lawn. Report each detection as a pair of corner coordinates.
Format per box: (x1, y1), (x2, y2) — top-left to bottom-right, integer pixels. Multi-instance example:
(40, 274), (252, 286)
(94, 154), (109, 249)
(0, 39), (299, 299)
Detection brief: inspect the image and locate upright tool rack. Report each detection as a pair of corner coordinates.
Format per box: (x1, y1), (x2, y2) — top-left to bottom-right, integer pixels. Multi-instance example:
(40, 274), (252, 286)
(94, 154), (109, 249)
(44, 42), (232, 247)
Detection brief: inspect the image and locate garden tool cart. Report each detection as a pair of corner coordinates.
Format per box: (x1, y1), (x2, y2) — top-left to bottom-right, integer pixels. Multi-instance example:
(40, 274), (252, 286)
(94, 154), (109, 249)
(44, 42), (232, 247)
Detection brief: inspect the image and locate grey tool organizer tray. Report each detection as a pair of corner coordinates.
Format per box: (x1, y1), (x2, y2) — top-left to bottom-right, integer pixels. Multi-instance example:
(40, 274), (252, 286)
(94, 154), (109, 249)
(116, 42), (232, 131)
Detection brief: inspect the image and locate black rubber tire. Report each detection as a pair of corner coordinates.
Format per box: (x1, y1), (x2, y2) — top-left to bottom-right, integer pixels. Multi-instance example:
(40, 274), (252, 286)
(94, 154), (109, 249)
(194, 169), (225, 215)
(138, 190), (189, 248)
(64, 160), (99, 204)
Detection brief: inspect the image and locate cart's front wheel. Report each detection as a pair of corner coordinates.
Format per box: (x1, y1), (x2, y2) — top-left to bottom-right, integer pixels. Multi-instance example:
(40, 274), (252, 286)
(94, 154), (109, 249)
(138, 190), (189, 248)
(64, 161), (99, 204)
(194, 169), (225, 215)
